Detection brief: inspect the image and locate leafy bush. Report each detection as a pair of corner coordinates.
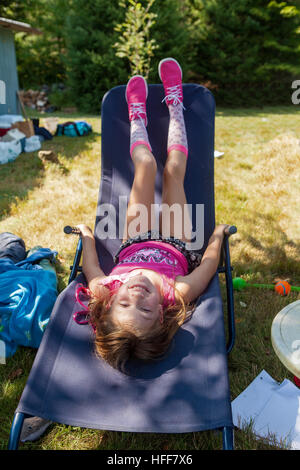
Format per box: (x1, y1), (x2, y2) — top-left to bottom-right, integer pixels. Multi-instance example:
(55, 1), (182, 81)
(114, 0), (158, 79)
(64, 0), (129, 113)
(148, 0), (191, 82)
(113, 0), (190, 83)
(11, 0), (69, 89)
(48, 87), (74, 109)
(65, 0), (192, 111)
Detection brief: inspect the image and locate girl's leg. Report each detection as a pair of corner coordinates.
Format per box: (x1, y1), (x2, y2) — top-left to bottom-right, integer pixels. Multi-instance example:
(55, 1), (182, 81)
(158, 58), (192, 242)
(161, 148), (192, 243)
(122, 76), (156, 242)
(122, 144), (156, 242)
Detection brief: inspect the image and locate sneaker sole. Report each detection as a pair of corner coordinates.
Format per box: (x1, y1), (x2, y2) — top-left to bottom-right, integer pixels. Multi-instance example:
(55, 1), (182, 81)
(125, 75), (148, 104)
(158, 57), (182, 83)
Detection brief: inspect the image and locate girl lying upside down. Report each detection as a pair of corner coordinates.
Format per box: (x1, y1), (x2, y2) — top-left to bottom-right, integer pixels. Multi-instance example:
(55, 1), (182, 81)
(76, 58), (229, 372)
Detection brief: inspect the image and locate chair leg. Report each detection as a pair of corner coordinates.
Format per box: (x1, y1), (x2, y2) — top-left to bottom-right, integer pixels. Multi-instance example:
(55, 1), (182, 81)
(222, 426), (234, 450)
(68, 237), (82, 284)
(8, 412), (27, 450)
(218, 231), (236, 354)
(223, 236), (236, 354)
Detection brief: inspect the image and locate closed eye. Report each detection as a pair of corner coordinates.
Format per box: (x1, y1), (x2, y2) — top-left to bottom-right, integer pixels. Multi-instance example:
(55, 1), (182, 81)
(119, 303), (151, 313)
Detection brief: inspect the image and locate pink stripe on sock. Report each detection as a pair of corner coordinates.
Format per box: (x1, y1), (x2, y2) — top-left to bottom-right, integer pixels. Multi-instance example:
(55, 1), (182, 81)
(130, 140), (152, 156)
(167, 144), (188, 158)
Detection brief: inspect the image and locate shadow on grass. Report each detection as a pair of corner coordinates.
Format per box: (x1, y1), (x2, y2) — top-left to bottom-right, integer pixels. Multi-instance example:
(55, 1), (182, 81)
(0, 151), (45, 222)
(0, 347), (37, 450)
(0, 131), (100, 221)
(229, 210), (300, 282)
(39, 130), (101, 164)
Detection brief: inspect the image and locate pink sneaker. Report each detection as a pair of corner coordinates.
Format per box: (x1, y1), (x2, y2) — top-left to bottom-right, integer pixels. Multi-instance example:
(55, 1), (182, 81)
(126, 75), (148, 126)
(158, 58), (184, 107)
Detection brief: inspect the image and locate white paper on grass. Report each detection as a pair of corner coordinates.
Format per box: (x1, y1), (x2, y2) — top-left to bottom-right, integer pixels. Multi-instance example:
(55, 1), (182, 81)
(231, 370), (280, 425)
(253, 380), (300, 449)
(231, 370), (300, 449)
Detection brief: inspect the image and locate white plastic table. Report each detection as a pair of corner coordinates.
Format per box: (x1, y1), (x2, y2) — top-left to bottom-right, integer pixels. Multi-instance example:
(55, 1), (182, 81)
(271, 300), (300, 381)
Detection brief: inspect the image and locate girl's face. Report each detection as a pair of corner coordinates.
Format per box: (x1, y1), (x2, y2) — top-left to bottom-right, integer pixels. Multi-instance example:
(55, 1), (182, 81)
(110, 274), (162, 334)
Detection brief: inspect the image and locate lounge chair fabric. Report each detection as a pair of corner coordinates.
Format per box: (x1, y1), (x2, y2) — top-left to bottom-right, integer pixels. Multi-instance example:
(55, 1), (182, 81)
(15, 84), (233, 434)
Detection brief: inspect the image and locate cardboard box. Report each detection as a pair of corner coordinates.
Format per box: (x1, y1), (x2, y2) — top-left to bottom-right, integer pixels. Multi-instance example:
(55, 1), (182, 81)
(11, 120), (34, 138)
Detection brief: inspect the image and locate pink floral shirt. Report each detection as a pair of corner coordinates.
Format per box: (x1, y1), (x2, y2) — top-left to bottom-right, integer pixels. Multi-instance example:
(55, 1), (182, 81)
(99, 241), (189, 308)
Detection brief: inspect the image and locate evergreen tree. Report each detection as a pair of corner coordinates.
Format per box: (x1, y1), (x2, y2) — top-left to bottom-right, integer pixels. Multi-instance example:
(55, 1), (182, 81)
(186, 0), (300, 106)
(65, 0), (129, 112)
(0, 0), (70, 88)
(0, 0), (40, 20)
(15, 0), (70, 88)
(148, 0), (191, 82)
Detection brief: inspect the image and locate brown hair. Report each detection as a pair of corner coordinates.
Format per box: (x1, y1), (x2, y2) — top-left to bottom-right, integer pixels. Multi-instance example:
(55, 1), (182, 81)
(88, 282), (193, 373)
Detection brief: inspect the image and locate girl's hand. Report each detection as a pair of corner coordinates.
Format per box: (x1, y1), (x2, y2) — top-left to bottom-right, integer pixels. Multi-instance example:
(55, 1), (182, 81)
(76, 224), (93, 237)
(213, 224), (230, 239)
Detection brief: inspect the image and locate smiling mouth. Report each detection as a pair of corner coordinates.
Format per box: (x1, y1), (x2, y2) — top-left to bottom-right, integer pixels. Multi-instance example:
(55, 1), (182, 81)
(129, 284), (150, 293)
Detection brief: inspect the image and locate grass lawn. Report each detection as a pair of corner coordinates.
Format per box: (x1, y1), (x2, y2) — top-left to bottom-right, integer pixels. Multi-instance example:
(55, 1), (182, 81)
(0, 105), (299, 450)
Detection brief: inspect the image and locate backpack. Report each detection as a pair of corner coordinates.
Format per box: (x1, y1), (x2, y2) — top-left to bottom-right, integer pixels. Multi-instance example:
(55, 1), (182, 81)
(55, 121), (92, 137)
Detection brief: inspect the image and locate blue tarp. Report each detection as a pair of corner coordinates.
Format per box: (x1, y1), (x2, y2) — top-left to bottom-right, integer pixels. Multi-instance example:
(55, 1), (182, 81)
(0, 248), (58, 357)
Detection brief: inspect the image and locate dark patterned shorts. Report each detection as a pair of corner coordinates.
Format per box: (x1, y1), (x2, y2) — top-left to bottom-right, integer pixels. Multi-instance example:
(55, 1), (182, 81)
(113, 230), (202, 273)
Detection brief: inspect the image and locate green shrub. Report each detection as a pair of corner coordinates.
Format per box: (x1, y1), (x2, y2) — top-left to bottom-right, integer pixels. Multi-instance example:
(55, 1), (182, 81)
(64, 0), (129, 113)
(48, 87), (74, 109)
(113, 0), (190, 83)
(148, 0), (191, 82)
(14, 0), (69, 89)
(65, 0), (191, 112)
(114, 0), (158, 79)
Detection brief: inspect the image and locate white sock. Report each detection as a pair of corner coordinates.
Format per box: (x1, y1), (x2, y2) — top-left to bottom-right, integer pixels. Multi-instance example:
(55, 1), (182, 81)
(130, 118), (152, 156)
(167, 104), (188, 157)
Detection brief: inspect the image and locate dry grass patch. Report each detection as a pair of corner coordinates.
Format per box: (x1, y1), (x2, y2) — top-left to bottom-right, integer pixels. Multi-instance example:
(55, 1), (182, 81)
(215, 130), (300, 282)
(255, 133), (300, 237)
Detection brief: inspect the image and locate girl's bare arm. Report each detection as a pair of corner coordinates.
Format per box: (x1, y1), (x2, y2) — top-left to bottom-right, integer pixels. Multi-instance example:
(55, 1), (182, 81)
(77, 225), (106, 295)
(175, 224), (229, 304)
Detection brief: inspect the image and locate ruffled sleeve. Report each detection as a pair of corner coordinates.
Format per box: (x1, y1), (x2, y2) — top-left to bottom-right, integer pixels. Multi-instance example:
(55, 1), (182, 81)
(98, 273), (132, 293)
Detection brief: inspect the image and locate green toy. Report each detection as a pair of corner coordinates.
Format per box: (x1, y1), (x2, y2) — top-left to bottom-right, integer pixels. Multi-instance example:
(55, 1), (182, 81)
(233, 277), (300, 292)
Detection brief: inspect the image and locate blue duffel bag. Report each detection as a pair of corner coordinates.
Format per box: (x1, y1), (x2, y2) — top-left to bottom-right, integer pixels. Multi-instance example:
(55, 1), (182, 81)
(55, 120), (92, 137)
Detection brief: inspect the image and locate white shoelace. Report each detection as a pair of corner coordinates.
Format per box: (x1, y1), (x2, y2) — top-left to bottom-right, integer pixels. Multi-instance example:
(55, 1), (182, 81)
(129, 102), (147, 128)
(162, 84), (185, 109)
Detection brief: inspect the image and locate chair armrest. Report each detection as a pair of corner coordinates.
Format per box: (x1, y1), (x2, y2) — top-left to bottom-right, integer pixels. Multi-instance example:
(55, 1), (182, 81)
(218, 226), (237, 354)
(68, 237), (83, 284)
(64, 226), (83, 284)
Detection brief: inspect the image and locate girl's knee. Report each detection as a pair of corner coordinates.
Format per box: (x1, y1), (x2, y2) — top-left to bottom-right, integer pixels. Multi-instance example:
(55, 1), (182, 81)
(133, 148), (157, 173)
(163, 158), (185, 182)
